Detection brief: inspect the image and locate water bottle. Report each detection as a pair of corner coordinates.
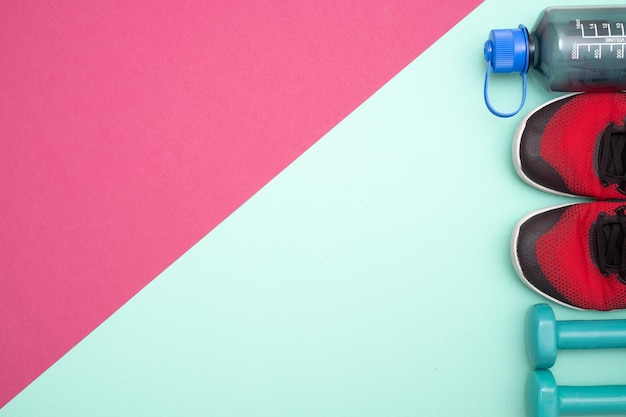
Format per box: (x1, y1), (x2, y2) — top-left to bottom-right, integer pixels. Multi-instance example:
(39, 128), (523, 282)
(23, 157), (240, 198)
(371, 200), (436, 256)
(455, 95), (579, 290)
(483, 6), (626, 117)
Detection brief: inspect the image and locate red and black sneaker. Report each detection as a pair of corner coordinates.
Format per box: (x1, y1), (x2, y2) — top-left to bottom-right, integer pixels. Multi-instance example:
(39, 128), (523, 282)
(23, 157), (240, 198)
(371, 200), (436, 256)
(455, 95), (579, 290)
(512, 201), (626, 311)
(514, 92), (626, 199)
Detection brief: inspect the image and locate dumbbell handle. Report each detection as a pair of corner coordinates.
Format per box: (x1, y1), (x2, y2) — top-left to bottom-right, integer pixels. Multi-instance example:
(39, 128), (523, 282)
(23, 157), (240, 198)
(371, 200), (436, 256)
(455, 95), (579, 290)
(559, 385), (626, 415)
(556, 320), (626, 349)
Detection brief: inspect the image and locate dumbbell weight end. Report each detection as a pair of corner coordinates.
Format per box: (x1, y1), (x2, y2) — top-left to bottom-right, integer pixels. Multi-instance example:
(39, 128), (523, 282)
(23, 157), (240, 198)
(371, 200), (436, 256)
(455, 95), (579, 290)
(526, 370), (626, 417)
(526, 304), (558, 369)
(526, 304), (626, 369)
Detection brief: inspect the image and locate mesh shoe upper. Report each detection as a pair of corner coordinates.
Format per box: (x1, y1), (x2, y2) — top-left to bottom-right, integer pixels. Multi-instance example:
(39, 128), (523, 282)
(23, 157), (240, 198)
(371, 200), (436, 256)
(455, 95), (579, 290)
(513, 202), (626, 311)
(514, 93), (626, 199)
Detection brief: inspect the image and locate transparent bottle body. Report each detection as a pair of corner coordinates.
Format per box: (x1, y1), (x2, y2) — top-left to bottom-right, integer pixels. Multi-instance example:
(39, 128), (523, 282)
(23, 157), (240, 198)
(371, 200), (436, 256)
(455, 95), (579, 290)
(531, 6), (626, 91)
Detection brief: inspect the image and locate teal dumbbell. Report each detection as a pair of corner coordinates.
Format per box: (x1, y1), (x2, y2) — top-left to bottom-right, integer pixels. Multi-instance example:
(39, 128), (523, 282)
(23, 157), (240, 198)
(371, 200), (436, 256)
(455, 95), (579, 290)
(527, 369), (626, 417)
(525, 304), (626, 369)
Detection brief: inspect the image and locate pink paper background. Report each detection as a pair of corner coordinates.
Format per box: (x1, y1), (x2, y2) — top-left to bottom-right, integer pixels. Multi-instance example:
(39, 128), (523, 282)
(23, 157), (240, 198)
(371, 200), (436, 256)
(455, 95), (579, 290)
(0, 0), (481, 407)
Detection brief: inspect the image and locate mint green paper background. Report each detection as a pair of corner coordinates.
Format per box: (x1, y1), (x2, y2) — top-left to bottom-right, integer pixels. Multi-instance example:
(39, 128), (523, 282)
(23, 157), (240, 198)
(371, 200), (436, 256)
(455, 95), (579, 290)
(4, 1), (626, 415)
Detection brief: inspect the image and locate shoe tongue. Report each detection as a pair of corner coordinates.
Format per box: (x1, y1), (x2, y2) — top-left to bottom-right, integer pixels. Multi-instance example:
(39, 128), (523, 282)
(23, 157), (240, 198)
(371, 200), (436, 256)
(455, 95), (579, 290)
(604, 225), (624, 271)
(595, 214), (626, 273)
(599, 124), (626, 180)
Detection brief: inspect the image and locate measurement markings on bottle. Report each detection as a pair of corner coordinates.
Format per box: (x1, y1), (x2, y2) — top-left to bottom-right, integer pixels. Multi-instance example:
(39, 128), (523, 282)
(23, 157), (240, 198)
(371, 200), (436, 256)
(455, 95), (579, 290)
(572, 20), (626, 59)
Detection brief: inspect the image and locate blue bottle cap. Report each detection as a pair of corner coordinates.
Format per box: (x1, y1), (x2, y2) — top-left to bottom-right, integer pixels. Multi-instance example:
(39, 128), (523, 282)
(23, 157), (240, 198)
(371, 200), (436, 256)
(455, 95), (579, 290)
(483, 25), (529, 117)
(484, 26), (530, 74)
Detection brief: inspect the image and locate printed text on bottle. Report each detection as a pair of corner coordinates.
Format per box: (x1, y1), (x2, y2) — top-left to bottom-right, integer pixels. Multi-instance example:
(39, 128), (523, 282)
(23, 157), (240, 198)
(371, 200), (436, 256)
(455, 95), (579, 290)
(572, 19), (626, 60)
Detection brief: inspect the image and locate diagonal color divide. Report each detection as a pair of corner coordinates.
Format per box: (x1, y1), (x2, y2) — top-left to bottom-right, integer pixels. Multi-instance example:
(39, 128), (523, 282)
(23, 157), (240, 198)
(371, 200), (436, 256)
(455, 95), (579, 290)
(0, 0), (482, 408)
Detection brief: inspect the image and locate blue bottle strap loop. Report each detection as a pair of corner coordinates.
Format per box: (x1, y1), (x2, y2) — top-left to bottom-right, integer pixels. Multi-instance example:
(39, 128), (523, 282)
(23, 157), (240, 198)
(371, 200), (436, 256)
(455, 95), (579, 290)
(483, 64), (527, 118)
(483, 25), (530, 118)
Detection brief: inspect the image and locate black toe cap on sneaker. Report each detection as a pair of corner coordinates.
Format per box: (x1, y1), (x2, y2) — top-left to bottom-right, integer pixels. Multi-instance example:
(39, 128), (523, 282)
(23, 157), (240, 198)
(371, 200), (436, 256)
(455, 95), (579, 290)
(514, 96), (576, 196)
(513, 205), (574, 307)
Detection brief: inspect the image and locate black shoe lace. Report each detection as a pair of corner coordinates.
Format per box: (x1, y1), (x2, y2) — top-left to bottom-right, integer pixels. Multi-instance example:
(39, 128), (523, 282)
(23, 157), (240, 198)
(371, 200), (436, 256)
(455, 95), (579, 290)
(595, 207), (626, 282)
(598, 122), (626, 193)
